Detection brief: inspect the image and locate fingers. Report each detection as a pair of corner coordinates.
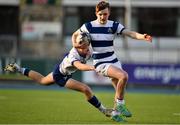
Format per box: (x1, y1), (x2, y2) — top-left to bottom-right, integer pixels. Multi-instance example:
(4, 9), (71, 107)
(144, 34), (152, 42)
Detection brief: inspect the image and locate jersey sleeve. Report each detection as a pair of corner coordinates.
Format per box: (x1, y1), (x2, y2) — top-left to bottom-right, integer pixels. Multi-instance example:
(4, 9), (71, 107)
(80, 24), (89, 33)
(116, 23), (125, 35)
(68, 49), (81, 66)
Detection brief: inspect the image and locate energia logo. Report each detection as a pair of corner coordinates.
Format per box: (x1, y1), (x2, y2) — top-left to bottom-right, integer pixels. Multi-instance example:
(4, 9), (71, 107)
(134, 66), (180, 84)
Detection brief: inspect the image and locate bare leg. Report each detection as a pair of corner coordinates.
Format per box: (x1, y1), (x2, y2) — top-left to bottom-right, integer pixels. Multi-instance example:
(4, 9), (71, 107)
(64, 78), (112, 117)
(107, 65), (132, 117)
(4, 63), (55, 85)
(65, 78), (93, 100)
(107, 65), (128, 100)
(27, 70), (55, 85)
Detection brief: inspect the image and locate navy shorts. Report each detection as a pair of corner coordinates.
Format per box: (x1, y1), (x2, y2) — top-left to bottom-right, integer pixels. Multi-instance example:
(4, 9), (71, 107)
(52, 64), (72, 87)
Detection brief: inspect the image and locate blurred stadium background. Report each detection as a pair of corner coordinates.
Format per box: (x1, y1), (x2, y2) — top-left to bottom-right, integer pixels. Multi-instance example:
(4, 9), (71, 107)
(0, 0), (180, 89)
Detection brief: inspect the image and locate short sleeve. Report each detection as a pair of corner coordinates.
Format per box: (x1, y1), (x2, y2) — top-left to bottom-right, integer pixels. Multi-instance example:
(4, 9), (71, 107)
(116, 23), (125, 35)
(68, 49), (81, 66)
(80, 24), (89, 33)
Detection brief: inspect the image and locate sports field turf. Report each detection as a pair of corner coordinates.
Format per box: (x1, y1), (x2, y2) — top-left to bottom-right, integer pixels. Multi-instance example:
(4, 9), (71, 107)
(0, 88), (180, 124)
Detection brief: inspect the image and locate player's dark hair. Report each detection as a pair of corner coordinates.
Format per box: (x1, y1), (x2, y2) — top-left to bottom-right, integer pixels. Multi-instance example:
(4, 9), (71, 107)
(96, 1), (110, 12)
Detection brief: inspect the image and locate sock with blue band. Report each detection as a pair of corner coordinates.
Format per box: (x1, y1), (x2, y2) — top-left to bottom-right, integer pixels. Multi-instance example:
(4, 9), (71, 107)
(88, 95), (101, 108)
(21, 68), (30, 76)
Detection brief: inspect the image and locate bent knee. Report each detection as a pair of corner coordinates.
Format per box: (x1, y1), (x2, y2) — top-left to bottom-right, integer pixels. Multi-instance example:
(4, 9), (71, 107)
(122, 72), (128, 80)
(82, 86), (92, 96)
(118, 71), (128, 82)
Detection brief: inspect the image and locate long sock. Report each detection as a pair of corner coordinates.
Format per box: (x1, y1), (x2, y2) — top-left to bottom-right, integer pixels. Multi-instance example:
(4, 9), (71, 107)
(21, 68), (30, 77)
(88, 95), (101, 108)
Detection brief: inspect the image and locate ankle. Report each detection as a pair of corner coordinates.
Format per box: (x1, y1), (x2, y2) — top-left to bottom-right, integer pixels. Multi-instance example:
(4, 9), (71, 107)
(116, 99), (125, 106)
(98, 104), (106, 111)
(112, 110), (120, 116)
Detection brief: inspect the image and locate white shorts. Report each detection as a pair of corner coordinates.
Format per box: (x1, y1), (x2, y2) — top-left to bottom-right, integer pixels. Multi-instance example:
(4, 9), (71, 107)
(95, 61), (122, 77)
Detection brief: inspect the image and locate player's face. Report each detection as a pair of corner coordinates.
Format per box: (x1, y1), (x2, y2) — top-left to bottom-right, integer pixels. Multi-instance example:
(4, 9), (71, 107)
(77, 47), (90, 56)
(77, 43), (90, 56)
(96, 8), (110, 24)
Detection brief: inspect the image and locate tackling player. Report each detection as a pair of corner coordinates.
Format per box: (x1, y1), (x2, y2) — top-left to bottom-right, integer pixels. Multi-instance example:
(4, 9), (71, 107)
(4, 32), (112, 118)
(72, 0), (152, 122)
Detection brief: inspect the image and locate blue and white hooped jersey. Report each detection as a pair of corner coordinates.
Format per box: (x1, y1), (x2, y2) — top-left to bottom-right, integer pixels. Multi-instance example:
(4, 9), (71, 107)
(79, 20), (125, 68)
(59, 47), (92, 75)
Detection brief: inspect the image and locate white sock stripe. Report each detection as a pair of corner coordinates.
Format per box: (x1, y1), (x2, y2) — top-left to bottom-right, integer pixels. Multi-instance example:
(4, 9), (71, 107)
(116, 99), (125, 105)
(21, 68), (26, 74)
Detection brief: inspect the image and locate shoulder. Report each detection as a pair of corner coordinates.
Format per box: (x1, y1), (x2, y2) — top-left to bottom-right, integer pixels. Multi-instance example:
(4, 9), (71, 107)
(69, 48), (79, 55)
(107, 20), (123, 25)
(84, 21), (94, 28)
(107, 20), (114, 24)
(80, 21), (93, 32)
(106, 20), (123, 28)
(64, 48), (80, 63)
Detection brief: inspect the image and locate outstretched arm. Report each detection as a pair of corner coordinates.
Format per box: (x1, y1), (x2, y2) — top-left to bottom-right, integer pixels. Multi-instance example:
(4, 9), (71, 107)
(73, 60), (95, 71)
(122, 29), (152, 42)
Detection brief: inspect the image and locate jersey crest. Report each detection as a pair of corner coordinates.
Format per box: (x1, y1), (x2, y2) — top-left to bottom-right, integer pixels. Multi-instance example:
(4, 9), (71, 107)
(107, 27), (113, 33)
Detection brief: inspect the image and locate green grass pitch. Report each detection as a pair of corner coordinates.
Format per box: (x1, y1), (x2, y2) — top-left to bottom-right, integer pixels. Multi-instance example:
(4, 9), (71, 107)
(0, 88), (179, 124)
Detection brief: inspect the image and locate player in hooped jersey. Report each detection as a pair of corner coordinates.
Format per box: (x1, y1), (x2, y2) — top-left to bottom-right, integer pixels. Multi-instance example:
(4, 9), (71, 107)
(4, 32), (112, 118)
(72, 0), (152, 122)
